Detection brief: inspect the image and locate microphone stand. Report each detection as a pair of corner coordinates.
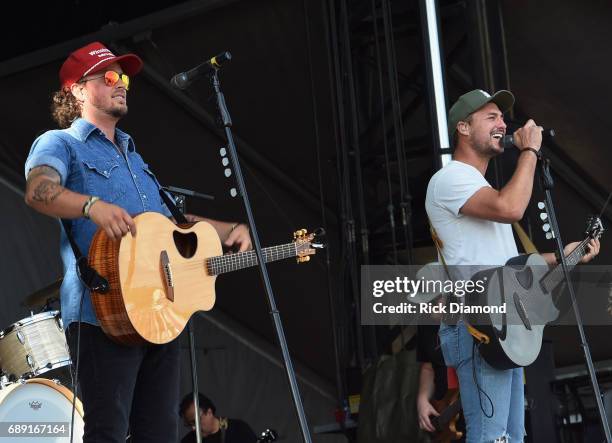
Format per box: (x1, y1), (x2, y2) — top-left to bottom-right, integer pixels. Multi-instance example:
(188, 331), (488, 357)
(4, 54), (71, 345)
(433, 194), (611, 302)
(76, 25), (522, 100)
(538, 155), (612, 442)
(208, 68), (313, 442)
(166, 190), (203, 443)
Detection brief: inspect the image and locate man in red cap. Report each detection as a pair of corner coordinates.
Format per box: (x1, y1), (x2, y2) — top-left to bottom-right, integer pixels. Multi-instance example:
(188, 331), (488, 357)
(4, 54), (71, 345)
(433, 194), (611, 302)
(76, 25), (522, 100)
(23, 41), (252, 442)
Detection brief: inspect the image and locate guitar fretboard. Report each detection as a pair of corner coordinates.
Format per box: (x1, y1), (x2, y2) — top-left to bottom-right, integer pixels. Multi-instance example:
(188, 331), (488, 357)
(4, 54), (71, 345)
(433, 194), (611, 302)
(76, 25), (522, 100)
(541, 238), (590, 293)
(206, 243), (298, 275)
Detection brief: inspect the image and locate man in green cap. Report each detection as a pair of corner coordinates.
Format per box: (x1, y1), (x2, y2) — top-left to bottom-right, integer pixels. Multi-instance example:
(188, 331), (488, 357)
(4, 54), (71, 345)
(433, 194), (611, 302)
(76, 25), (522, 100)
(424, 89), (600, 442)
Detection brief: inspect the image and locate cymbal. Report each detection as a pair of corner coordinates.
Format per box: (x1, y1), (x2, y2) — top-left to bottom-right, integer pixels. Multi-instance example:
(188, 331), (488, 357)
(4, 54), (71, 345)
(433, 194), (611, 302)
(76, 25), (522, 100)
(23, 278), (62, 308)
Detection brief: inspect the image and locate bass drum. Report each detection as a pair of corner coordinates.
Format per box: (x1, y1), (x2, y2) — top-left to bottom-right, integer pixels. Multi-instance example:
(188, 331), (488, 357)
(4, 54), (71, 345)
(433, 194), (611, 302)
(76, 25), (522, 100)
(0, 378), (84, 442)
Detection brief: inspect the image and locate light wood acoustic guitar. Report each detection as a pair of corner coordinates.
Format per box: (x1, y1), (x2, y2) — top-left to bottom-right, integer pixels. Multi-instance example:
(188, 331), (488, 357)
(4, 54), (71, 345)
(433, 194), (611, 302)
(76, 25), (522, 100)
(88, 211), (324, 345)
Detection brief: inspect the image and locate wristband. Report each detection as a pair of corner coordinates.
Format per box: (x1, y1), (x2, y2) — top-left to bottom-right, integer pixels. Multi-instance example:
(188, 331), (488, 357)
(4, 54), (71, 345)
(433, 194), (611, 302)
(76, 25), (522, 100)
(521, 147), (541, 159)
(554, 249), (562, 264)
(83, 196), (100, 219)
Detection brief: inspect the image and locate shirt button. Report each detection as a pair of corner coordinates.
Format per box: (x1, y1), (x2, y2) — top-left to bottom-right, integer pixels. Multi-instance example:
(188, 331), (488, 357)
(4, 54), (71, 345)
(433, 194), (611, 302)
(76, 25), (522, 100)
(142, 195), (147, 199)
(133, 174), (136, 178)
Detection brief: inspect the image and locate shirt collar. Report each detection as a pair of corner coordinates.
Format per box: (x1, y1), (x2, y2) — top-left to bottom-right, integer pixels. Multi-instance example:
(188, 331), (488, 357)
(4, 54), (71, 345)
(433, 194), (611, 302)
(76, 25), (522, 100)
(69, 118), (135, 152)
(70, 118), (97, 142)
(115, 127), (135, 152)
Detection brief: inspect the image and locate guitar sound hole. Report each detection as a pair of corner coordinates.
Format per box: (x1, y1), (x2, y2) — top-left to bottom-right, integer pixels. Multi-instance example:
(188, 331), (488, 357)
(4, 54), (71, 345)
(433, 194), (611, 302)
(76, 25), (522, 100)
(515, 266), (534, 290)
(173, 231), (197, 259)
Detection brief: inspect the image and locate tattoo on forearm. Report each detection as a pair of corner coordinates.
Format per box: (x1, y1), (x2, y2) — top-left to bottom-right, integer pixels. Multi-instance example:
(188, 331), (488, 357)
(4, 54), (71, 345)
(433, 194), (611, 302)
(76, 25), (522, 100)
(26, 165), (60, 184)
(32, 180), (66, 204)
(27, 165), (65, 205)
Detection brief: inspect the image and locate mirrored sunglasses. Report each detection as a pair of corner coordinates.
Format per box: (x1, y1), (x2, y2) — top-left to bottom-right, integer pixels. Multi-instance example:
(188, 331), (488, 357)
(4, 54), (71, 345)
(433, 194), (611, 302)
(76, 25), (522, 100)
(80, 71), (130, 90)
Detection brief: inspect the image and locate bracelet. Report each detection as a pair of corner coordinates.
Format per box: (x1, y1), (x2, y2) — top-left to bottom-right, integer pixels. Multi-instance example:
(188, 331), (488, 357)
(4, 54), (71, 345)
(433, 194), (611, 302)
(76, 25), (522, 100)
(521, 147), (541, 159)
(82, 196), (100, 219)
(554, 249), (562, 264)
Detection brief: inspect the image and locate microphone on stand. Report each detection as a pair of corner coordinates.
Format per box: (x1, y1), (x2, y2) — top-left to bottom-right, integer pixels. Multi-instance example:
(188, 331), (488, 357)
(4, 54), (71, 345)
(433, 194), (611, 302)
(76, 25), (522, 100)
(170, 51), (232, 90)
(502, 128), (555, 150)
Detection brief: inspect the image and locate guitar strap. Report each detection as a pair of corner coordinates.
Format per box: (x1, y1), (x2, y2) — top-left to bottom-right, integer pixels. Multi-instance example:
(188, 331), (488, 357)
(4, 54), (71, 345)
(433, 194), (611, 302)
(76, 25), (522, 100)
(60, 219), (109, 293)
(512, 222), (538, 254)
(428, 220), (489, 345)
(158, 188), (189, 224)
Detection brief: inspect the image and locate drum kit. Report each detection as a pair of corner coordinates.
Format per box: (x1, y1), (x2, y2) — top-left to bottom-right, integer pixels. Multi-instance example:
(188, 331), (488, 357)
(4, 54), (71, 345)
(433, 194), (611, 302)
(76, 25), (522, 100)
(0, 279), (84, 441)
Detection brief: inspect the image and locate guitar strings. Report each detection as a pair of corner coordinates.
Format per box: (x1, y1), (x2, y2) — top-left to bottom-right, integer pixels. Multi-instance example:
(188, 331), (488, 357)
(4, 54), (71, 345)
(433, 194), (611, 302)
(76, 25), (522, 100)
(169, 244), (299, 272)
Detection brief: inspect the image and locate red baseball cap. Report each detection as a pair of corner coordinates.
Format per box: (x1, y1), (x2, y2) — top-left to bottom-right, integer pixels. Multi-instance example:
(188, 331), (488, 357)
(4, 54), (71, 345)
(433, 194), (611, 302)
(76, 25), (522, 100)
(59, 41), (143, 89)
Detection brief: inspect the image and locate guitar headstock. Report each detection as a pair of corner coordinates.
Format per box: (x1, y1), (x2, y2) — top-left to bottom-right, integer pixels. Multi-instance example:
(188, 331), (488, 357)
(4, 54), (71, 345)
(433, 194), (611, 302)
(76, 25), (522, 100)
(293, 228), (326, 263)
(586, 216), (605, 240)
(256, 429), (278, 443)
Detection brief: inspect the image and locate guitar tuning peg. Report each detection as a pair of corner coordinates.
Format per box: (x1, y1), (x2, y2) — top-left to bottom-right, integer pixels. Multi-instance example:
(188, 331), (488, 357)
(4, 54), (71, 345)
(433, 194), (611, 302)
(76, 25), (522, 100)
(294, 229), (306, 237)
(540, 213), (548, 221)
(537, 201), (546, 210)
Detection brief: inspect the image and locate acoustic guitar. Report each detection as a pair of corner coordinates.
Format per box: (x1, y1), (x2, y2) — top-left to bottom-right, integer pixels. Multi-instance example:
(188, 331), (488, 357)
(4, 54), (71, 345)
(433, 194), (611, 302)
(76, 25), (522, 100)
(88, 212), (324, 345)
(467, 216), (604, 369)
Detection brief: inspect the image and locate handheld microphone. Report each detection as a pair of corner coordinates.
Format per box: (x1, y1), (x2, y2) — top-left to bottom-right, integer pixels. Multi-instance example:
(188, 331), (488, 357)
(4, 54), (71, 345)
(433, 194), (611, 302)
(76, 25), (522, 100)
(502, 128), (555, 150)
(170, 51), (232, 90)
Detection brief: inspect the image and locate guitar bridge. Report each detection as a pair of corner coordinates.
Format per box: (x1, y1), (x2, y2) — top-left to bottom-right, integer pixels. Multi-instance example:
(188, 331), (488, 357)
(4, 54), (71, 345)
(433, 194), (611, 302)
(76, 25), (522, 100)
(513, 292), (531, 330)
(160, 250), (175, 302)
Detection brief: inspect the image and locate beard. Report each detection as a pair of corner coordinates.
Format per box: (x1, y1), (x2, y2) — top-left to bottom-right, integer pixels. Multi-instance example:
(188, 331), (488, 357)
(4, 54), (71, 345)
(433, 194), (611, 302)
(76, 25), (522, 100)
(90, 94), (128, 119)
(472, 136), (502, 158)
(109, 104), (128, 119)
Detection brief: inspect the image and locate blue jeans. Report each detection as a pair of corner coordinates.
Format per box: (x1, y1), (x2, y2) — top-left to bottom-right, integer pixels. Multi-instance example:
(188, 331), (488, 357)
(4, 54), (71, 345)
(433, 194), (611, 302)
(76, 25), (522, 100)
(439, 321), (525, 442)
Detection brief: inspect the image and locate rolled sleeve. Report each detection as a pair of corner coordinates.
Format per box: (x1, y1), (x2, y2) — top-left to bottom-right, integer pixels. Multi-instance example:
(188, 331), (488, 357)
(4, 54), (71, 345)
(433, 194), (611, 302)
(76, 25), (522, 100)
(25, 133), (71, 185)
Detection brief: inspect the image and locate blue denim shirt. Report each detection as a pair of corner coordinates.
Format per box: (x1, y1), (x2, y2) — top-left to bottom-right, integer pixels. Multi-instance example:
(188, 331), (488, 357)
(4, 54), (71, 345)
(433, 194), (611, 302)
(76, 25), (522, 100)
(24, 118), (172, 329)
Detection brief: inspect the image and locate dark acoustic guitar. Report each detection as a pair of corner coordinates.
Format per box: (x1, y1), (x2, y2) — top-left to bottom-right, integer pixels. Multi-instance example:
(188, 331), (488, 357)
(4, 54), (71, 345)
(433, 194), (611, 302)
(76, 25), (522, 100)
(467, 216), (604, 369)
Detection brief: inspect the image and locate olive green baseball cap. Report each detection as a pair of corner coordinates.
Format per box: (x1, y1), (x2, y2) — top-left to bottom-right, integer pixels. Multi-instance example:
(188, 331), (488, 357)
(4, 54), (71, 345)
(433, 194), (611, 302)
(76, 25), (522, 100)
(448, 89), (515, 137)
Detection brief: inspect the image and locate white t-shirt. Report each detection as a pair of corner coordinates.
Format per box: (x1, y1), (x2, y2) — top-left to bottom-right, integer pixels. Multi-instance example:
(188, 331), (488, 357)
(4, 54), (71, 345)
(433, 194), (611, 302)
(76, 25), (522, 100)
(425, 160), (518, 279)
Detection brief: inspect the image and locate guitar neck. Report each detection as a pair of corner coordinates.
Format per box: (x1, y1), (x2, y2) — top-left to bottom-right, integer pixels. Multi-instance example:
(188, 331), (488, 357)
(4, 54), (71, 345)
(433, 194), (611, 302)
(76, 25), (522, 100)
(541, 237), (591, 293)
(207, 243), (298, 275)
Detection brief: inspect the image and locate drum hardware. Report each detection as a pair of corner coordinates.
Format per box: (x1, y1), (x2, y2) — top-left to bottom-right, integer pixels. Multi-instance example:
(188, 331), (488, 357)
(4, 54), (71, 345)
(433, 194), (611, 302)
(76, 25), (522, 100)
(22, 277), (62, 309)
